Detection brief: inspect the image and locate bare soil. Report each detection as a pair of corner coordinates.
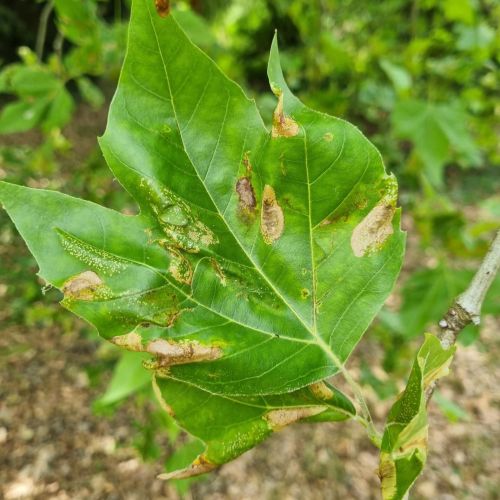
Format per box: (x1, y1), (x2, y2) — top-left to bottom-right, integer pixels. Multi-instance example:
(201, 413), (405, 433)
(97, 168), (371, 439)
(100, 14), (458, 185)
(1, 317), (499, 499)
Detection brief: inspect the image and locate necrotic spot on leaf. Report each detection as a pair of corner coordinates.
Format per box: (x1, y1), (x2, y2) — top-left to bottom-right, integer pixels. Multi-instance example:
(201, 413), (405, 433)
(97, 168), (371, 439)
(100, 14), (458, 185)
(62, 270), (105, 301)
(350, 204), (395, 257)
(167, 247), (193, 285)
(272, 93), (299, 138)
(210, 258), (227, 286)
(152, 375), (175, 416)
(111, 331), (143, 351)
(158, 454), (216, 480)
(260, 185), (284, 244)
(264, 406), (327, 430)
(236, 176), (257, 218)
(242, 151), (253, 173)
(111, 335), (221, 367)
(323, 132), (334, 142)
(155, 0), (170, 17)
(146, 339), (222, 366)
(309, 381), (334, 400)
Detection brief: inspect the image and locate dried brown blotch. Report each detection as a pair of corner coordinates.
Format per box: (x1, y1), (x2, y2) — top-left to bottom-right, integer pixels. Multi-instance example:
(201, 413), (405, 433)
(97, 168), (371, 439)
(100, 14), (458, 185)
(264, 406), (327, 430)
(272, 94), (299, 138)
(351, 203), (395, 257)
(158, 454), (216, 480)
(62, 270), (103, 301)
(378, 453), (396, 494)
(146, 339), (222, 366)
(309, 381), (334, 400)
(236, 176), (257, 216)
(260, 185), (284, 244)
(111, 332), (143, 351)
(154, 0), (170, 17)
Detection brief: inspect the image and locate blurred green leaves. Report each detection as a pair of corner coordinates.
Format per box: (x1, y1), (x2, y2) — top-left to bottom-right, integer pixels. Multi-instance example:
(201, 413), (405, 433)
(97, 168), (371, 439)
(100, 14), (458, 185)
(94, 351), (151, 408)
(0, 0), (126, 172)
(392, 100), (481, 187)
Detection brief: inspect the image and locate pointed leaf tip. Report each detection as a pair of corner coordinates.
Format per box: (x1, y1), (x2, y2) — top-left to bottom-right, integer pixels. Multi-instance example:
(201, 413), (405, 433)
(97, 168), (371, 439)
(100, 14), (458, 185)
(267, 31), (288, 97)
(158, 455), (217, 480)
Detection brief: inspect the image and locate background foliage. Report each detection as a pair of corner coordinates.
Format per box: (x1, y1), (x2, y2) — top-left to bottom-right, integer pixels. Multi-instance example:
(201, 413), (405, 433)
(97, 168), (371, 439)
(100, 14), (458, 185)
(0, 0), (498, 495)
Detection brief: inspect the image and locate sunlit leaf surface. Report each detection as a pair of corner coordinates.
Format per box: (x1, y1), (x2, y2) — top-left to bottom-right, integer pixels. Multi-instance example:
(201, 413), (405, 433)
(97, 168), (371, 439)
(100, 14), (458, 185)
(0, 0), (405, 476)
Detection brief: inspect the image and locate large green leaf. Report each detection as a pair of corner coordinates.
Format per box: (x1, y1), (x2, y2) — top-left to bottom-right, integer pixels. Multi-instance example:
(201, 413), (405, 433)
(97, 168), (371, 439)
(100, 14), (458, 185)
(379, 334), (456, 500)
(0, 0), (405, 477)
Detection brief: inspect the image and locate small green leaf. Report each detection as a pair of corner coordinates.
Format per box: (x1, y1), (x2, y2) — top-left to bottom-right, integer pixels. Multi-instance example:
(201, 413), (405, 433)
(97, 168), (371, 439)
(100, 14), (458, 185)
(76, 76), (105, 109)
(379, 334), (456, 500)
(43, 87), (75, 131)
(380, 60), (412, 93)
(0, 98), (51, 134)
(54, 0), (100, 46)
(8, 67), (61, 98)
(433, 390), (470, 423)
(94, 351), (151, 407)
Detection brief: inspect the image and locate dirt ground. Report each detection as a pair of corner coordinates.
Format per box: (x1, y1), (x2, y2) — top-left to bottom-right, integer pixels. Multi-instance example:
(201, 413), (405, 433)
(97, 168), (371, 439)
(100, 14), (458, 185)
(1, 316), (499, 500)
(1, 105), (499, 499)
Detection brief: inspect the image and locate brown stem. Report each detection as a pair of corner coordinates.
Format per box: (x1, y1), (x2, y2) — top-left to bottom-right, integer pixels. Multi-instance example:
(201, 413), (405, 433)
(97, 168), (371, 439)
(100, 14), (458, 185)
(426, 230), (500, 402)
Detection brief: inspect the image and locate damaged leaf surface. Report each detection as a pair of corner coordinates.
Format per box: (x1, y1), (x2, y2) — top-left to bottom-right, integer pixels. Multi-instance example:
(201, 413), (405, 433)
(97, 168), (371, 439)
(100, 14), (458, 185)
(0, 0), (404, 479)
(154, 376), (355, 479)
(379, 334), (456, 500)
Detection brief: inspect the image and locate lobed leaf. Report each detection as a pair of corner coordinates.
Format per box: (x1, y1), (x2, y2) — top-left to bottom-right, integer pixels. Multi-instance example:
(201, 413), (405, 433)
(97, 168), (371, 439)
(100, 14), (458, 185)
(0, 0), (405, 477)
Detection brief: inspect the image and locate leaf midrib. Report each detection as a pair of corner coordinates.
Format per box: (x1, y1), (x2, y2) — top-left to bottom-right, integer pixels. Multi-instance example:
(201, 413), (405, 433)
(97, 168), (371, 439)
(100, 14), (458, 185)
(145, 4), (317, 342)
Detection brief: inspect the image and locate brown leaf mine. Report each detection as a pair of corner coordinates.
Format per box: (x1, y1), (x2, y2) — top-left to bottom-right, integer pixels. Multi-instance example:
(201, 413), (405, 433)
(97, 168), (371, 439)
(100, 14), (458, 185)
(158, 454), (216, 480)
(242, 151), (253, 173)
(111, 334), (221, 367)
(141, 178), (217, 253)
(260, 185), (284, 244)
(62, 271), (104, 301)
(272, 93), (299, 138)
(264, 406), (327, 431)
(309, 381), (334, 400)
(146, 339), (222, 367)
(351, 204), (395, 257)
(155, 0), (170, 17)
(210, 258), (227, 286)
(168, 247), (193, 285)
(236, 176), (257, 221)
(111, 331), (143, 351)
